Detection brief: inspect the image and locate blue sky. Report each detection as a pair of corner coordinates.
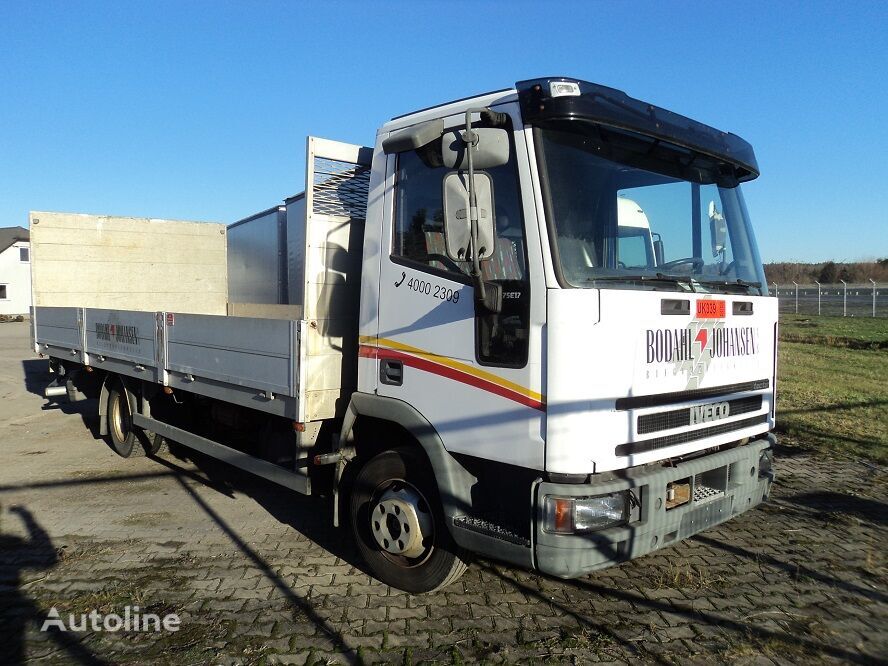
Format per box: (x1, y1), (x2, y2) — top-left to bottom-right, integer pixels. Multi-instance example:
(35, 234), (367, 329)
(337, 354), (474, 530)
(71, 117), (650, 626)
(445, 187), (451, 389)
(1, 1), (885, 263)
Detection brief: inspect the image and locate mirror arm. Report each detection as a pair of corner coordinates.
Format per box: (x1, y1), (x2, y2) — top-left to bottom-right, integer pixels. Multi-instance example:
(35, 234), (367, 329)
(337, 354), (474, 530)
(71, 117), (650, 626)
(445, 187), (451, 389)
(452, 107), (505, 313)
(463, 108), (485, 303)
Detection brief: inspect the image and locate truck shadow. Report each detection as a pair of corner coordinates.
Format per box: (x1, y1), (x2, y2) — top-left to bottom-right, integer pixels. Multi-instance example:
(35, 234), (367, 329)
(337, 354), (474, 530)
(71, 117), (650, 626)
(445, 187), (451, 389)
(482, 555), (875, 664)
(780, 489), (887, 527)
(153, 443), (369, 574)
(21, 360), (103, 441)
(146, 448), (364, 662)
(0, 460), (361, 663)
(21, 358), (53, 399)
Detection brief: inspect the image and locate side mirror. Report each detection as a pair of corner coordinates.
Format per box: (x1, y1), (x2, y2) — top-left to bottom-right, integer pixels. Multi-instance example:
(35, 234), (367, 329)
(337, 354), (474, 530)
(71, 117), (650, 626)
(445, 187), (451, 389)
(442, 128), (510, 169)
(708, 201), (727, 257)
(382, 119), (444, 154)
(442, 171), (495, 263)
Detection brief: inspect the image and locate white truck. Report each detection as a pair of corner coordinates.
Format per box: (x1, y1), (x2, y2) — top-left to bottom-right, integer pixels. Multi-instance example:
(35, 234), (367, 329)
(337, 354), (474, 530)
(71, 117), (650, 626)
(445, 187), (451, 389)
(30, 77), (776, 593)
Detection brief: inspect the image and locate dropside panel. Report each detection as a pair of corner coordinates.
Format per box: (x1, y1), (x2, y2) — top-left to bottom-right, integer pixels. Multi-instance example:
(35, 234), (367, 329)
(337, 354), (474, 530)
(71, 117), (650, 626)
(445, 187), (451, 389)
(165, 313), (297, 397)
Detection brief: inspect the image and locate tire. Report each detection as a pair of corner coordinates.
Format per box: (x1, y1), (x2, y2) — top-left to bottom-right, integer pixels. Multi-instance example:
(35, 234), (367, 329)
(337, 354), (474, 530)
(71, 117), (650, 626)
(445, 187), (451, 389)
(106, 385), (165, 457)
(143, 432), (167, 456)
(349, 447), (467, 593)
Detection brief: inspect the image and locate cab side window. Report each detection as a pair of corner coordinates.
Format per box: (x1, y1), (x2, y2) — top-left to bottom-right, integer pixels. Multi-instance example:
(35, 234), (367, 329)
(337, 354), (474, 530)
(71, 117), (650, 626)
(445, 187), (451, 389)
(393, 149), (469, 277)
(392, 132), (530, 367)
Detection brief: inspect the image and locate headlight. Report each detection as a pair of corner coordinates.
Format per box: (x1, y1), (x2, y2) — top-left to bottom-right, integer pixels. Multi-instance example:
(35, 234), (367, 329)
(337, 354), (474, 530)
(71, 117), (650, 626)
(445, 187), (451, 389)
(544, 493), (628, 534)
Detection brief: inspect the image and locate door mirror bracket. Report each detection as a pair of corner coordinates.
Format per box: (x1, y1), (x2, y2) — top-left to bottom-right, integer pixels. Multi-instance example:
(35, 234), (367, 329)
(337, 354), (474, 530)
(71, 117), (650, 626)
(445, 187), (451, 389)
(441, 108), (511, 314)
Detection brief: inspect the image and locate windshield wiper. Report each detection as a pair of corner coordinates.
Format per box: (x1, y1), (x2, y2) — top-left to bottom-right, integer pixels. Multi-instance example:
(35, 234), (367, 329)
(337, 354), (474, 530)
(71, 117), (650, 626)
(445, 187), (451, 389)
(695, 278), (762, 294)
(587, 273), (697, 292)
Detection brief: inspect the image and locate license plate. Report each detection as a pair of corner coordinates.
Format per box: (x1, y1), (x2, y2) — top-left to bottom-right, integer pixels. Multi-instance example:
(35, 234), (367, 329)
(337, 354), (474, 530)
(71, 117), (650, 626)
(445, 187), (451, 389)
(696, 299), (725, 318)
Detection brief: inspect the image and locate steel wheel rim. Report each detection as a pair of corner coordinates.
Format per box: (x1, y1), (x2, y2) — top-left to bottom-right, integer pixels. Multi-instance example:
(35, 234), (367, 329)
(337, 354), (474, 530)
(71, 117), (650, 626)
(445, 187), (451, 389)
(369, 478), (435, 568)
(110, 393), (129, 443)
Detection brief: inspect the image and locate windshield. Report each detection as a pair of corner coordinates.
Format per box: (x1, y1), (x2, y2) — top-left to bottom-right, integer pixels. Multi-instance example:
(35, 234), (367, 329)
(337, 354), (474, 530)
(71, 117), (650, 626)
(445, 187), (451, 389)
(536, 126), (767, 295)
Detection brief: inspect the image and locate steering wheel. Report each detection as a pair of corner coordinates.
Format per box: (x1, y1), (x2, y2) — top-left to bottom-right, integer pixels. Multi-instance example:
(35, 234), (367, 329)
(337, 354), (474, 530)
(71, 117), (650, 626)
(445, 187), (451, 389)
(659, 257), (704, 271)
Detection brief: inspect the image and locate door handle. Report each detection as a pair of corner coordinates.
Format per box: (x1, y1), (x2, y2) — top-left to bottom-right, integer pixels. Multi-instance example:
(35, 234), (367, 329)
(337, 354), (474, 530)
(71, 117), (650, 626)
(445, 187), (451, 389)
(380, 359), (403, 386)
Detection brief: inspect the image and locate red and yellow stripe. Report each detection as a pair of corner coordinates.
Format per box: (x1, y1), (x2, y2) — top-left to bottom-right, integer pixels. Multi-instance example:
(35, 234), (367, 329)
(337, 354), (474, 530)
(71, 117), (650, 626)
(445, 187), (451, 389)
(359, 336), (545, 412)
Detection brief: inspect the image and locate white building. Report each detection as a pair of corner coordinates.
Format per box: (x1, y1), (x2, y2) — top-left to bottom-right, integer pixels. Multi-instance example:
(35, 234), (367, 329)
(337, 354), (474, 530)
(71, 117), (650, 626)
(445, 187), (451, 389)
(0, 226), (32, 317)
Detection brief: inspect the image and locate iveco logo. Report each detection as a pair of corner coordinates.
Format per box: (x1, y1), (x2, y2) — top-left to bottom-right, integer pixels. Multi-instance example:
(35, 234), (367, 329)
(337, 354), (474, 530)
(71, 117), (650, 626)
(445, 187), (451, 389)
(690, 401), (731, 425)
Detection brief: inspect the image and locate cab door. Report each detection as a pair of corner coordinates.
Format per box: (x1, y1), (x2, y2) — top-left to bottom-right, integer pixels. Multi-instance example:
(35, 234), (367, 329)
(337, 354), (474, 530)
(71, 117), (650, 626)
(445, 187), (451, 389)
(369, 104), (545, 470)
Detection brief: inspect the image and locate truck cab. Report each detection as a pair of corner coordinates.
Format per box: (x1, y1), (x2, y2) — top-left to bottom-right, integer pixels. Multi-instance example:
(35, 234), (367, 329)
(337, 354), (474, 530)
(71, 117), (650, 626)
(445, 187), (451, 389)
(353, 77), (775, 585)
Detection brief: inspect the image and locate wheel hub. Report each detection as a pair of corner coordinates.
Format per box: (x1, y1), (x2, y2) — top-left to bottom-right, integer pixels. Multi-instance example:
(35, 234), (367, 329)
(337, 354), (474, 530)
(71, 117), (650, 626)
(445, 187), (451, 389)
(370, 484), (432, 558)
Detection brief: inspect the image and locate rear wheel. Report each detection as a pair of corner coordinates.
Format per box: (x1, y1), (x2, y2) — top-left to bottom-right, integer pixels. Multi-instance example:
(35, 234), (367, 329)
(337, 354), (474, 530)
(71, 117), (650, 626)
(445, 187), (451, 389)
(106, 385), (165, 457)
(349, 447), (467, 593)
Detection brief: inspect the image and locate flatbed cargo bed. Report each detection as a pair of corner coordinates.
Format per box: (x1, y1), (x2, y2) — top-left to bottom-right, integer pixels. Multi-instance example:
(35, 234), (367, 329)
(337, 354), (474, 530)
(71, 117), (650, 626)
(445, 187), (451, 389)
(33, 305), (308, 420)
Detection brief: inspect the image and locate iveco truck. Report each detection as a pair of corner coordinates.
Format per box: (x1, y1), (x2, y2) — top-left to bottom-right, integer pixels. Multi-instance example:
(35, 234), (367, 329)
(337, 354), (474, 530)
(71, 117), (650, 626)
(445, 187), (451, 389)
(30, 77), (776, 592)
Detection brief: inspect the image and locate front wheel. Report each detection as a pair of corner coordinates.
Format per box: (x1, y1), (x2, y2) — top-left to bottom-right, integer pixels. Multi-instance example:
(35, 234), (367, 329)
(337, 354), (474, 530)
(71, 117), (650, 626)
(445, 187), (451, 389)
(349, 448), (467, 593)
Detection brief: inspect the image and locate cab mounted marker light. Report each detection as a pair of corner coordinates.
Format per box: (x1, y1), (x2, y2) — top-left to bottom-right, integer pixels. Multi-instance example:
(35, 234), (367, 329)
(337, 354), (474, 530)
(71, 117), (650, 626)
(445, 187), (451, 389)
(549, 81), (581, 97)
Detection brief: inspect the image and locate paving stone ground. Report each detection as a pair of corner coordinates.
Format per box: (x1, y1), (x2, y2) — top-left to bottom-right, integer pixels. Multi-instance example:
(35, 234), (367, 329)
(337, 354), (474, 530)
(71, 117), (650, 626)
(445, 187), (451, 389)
(1, 321), (885, 664)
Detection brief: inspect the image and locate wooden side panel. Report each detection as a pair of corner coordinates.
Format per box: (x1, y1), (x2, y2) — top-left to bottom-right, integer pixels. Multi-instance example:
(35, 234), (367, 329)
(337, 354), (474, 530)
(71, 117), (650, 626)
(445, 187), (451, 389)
(30, 211), (228, 315)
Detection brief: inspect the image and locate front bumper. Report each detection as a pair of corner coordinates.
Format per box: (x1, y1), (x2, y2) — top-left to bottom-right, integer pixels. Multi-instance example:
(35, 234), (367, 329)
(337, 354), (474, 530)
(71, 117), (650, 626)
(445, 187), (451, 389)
(534, 434), (774, 578)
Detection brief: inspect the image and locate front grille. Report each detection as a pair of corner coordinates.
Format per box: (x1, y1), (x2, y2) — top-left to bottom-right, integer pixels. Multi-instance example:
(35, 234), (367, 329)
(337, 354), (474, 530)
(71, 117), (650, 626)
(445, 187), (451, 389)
(615, 379), (769, 411)
(637, 395), (763, 434)
(615, 414), (768, 457)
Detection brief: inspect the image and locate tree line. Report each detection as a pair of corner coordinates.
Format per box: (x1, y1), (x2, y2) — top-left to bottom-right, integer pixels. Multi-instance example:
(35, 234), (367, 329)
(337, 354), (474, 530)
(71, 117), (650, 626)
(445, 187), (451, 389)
(764, 259), (888, 284)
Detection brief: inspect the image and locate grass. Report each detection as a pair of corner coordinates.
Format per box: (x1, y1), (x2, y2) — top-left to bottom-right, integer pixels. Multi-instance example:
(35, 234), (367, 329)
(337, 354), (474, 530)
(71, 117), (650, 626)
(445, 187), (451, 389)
(776, 315), (888, 465)
(779, 314), (887, 348)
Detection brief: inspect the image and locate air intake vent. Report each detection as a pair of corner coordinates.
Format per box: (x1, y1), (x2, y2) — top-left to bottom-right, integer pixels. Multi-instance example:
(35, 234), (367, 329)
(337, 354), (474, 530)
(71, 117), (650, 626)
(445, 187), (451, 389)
(637, 396), (762, 434)
(615, 414), (768, 457)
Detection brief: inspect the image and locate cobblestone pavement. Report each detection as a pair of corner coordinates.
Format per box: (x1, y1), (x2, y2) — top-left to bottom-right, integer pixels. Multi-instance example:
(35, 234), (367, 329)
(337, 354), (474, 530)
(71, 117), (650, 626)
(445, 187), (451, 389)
(1, 322), (885, 664)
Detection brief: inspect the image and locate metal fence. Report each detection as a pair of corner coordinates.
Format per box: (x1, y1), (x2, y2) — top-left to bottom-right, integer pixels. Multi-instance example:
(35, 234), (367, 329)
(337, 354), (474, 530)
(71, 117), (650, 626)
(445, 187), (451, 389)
(771, 281), (885, 317)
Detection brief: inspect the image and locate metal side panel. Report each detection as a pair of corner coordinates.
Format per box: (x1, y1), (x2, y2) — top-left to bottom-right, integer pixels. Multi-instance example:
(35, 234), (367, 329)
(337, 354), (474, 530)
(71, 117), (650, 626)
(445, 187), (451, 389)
(83, 308), (158, 367)
(227, 206), (287, 305)
(166, 371), (299, 419)
(33, 306), (84, 361)
(165, 312), (296, 396)
(285, 194), (307, 308)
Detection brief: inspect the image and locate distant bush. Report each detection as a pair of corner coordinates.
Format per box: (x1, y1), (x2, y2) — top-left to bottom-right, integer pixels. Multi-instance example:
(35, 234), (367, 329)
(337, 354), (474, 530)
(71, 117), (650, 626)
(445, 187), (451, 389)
(764, 260), (888, 284)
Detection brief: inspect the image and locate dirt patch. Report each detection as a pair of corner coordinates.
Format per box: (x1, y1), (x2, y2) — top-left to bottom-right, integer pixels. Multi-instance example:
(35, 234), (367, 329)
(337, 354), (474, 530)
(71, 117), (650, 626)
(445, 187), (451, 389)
(120, 512), (173, 527)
